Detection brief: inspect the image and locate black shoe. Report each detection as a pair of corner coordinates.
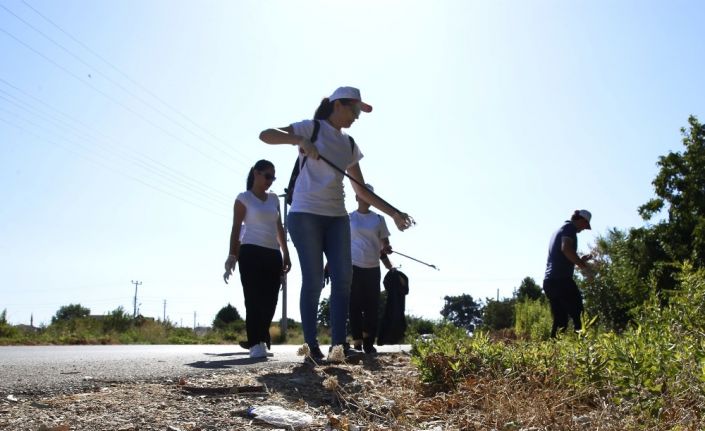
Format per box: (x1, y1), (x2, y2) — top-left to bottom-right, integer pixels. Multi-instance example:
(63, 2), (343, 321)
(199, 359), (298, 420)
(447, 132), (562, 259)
(328, 343), (363, 362)
(363, 338), (377, 354)
(363, 343), (377, 354)
(305, 345), (325, 362)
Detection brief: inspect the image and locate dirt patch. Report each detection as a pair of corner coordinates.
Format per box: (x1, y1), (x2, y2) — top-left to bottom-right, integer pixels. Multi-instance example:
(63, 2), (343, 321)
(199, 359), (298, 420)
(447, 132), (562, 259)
(0, 352), (630, 430)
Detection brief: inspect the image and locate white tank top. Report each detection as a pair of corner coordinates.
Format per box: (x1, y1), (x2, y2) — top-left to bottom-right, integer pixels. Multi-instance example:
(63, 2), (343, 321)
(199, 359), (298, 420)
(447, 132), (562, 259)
(236, 191), (280, 250)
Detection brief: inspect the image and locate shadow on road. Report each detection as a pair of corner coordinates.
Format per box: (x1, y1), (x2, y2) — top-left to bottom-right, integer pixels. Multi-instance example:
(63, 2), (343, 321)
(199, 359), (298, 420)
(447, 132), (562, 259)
(254, 354), (390, 411)
(185, 353), (270, 369)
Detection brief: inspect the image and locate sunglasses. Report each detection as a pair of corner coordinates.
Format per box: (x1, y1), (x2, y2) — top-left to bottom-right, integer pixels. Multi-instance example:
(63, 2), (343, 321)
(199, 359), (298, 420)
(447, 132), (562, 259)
(348, 102), (361, 116)
(258, 171), (276, 181)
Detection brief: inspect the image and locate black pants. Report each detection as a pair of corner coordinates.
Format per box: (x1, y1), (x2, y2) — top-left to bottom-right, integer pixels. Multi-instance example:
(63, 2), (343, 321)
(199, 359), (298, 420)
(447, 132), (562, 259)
(238, 244), (282, 346)
(349, 265), (381, 343)
(543, 278), (583, 338)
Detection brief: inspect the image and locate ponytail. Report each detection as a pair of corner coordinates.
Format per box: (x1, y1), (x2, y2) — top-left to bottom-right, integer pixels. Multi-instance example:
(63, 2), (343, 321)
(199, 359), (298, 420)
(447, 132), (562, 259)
(246, 167), (255, 190)
(314, 98), (334, 120)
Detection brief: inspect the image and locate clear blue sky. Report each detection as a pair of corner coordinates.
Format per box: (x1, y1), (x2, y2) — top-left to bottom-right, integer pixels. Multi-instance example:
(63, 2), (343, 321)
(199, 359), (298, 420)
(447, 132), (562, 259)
(1, 0), (703, 327)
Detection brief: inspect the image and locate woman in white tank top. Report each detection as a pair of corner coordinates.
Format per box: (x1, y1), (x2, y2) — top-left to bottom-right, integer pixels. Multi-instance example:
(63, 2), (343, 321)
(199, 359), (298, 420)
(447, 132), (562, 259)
(223, 160), (291, 359)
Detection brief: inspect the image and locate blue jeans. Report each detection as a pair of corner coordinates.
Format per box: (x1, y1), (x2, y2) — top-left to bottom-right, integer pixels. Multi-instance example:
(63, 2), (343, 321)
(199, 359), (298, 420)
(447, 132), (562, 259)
(287, 212), (352, 347)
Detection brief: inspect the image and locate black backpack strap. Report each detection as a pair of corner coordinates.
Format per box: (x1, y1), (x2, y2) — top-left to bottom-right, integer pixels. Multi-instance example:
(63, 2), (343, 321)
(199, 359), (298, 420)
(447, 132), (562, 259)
(299, 120), (321, 170)
(348, 135), (355, 152)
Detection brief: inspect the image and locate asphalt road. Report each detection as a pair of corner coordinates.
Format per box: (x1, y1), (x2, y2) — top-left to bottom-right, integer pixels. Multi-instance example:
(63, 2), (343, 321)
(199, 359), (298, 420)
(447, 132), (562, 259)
(0, 344), (410, 396)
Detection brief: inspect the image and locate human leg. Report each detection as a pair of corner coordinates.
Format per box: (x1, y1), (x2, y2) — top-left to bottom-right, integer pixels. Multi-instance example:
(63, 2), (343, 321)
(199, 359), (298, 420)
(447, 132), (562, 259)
(543, 278), (568, 338)
(565, 279), (583, 332)
(238, 245), (264, 345)
(349, 266), (364, 345)
(260, 247), (283, 348)
(360, 266), (381, 352)
(323, 216), (352, 346)
(287, 212), (325, 349)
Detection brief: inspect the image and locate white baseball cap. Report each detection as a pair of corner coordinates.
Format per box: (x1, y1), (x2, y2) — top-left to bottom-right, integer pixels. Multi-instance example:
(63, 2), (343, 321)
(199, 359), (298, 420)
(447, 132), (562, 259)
(576, 209), (592, 229)
(329, 86), (373, 113)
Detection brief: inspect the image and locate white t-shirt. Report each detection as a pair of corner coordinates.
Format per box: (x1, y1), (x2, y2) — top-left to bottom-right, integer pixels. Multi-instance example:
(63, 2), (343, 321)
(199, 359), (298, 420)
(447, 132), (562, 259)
(290, 119), (364, 217)
(236, 191), (280, 250)
(350, 210), (390, 268)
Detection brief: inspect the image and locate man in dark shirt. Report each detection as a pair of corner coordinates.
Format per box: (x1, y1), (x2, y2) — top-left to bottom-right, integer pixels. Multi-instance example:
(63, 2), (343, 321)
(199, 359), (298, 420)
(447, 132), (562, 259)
(543, 209), (594, 338)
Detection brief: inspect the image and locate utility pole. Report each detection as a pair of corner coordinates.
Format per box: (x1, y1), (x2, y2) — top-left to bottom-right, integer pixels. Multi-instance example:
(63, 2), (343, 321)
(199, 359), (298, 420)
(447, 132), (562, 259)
(163, 300), (166, 322)
(131, 280), (142, 318)
(193, 311), (196, 331)
(277, 193), (289, 338)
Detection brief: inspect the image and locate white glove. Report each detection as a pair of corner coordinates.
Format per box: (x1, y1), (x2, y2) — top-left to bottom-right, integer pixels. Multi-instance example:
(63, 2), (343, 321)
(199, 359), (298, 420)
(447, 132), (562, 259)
(223, 254), (238, 284)
(298, 137), (319, 159)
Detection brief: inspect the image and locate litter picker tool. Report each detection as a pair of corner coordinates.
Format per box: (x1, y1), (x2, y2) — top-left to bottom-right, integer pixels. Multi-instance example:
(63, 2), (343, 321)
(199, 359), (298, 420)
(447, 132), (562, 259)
(317, 154), (415, 227)
(391, 250), (439, 271)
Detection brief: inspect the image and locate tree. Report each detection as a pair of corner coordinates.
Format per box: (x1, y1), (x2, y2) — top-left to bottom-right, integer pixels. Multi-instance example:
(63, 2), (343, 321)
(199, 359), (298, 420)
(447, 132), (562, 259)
(515, 277), (543, 301)
(482, 298), (515, 330)
(638, 115), (705, 270)
(52, 304), (90, 323)
(440, 294), (482, 332)
(103, 306), (132, 333)
(580, 228), (653, 331)
(212, 303), (242, 330)
(317, 298), (330, 328)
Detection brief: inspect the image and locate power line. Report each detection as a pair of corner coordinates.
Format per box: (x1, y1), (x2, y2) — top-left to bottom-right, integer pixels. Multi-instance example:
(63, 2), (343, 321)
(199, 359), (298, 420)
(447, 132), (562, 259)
(0, 115), (230, 218)
(0, 78), (235, 202)
(0, 91), (232, 207)
(19, 0), (252, 166)
(0, 104), (230, 212)
(1, 2), (251, 168)
(0, 25), (239, 173)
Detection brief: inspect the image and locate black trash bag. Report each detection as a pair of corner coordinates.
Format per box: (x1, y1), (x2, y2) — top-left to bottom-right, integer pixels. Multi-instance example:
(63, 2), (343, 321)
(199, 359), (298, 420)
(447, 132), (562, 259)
(377, 269), (409, 345)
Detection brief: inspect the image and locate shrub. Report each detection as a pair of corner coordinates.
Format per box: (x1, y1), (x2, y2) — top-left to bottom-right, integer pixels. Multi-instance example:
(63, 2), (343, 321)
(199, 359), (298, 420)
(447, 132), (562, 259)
(514, 299), (552, 340)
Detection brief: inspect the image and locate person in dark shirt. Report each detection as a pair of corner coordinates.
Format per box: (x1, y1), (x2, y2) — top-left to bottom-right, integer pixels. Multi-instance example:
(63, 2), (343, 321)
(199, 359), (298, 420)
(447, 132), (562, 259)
(543, 209), (594, 338)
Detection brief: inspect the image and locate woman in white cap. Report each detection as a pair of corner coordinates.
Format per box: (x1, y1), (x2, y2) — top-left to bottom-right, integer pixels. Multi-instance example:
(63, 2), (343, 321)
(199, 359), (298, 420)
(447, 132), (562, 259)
(348, 183), (395, 354)
(259, 86), (413, 361)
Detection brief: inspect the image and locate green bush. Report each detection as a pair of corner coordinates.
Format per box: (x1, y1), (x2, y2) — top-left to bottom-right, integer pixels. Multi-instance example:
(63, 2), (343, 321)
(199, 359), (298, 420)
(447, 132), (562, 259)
(514, 299), (552, 340)
(0, 309), (19, 340)
(411, 266), (705, 425)
(405, 315), (439, 342)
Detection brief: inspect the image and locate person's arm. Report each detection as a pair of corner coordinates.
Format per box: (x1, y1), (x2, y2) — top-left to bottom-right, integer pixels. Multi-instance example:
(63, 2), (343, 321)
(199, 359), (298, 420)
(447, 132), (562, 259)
(228, 200), (246, 256)
(346, 163), (413, 231)
(276, 204), (291, 274)
(223, 199), (246, 283)
(561, 237), (594, 278)
(380, 238), (394, 270)
(259, 125), (319, 159)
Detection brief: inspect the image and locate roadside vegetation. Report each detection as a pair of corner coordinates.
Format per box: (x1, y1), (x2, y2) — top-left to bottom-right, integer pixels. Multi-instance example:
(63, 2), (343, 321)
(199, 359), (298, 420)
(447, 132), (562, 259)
(0, 302), (437, 346)
(407, 115), (705, 429)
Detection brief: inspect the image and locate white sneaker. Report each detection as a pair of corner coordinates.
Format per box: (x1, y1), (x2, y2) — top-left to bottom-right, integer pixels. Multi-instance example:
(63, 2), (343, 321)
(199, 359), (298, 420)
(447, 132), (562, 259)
(249, 342), (267, 359)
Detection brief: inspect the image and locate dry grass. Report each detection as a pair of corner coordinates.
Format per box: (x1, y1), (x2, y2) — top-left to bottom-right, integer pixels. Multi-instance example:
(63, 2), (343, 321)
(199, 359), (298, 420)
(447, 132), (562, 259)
(0, 351), (699, 430)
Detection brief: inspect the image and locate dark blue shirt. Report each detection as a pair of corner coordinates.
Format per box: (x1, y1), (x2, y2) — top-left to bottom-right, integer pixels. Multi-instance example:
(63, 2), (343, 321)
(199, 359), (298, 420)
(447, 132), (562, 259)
(544, 221), (577, 280)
